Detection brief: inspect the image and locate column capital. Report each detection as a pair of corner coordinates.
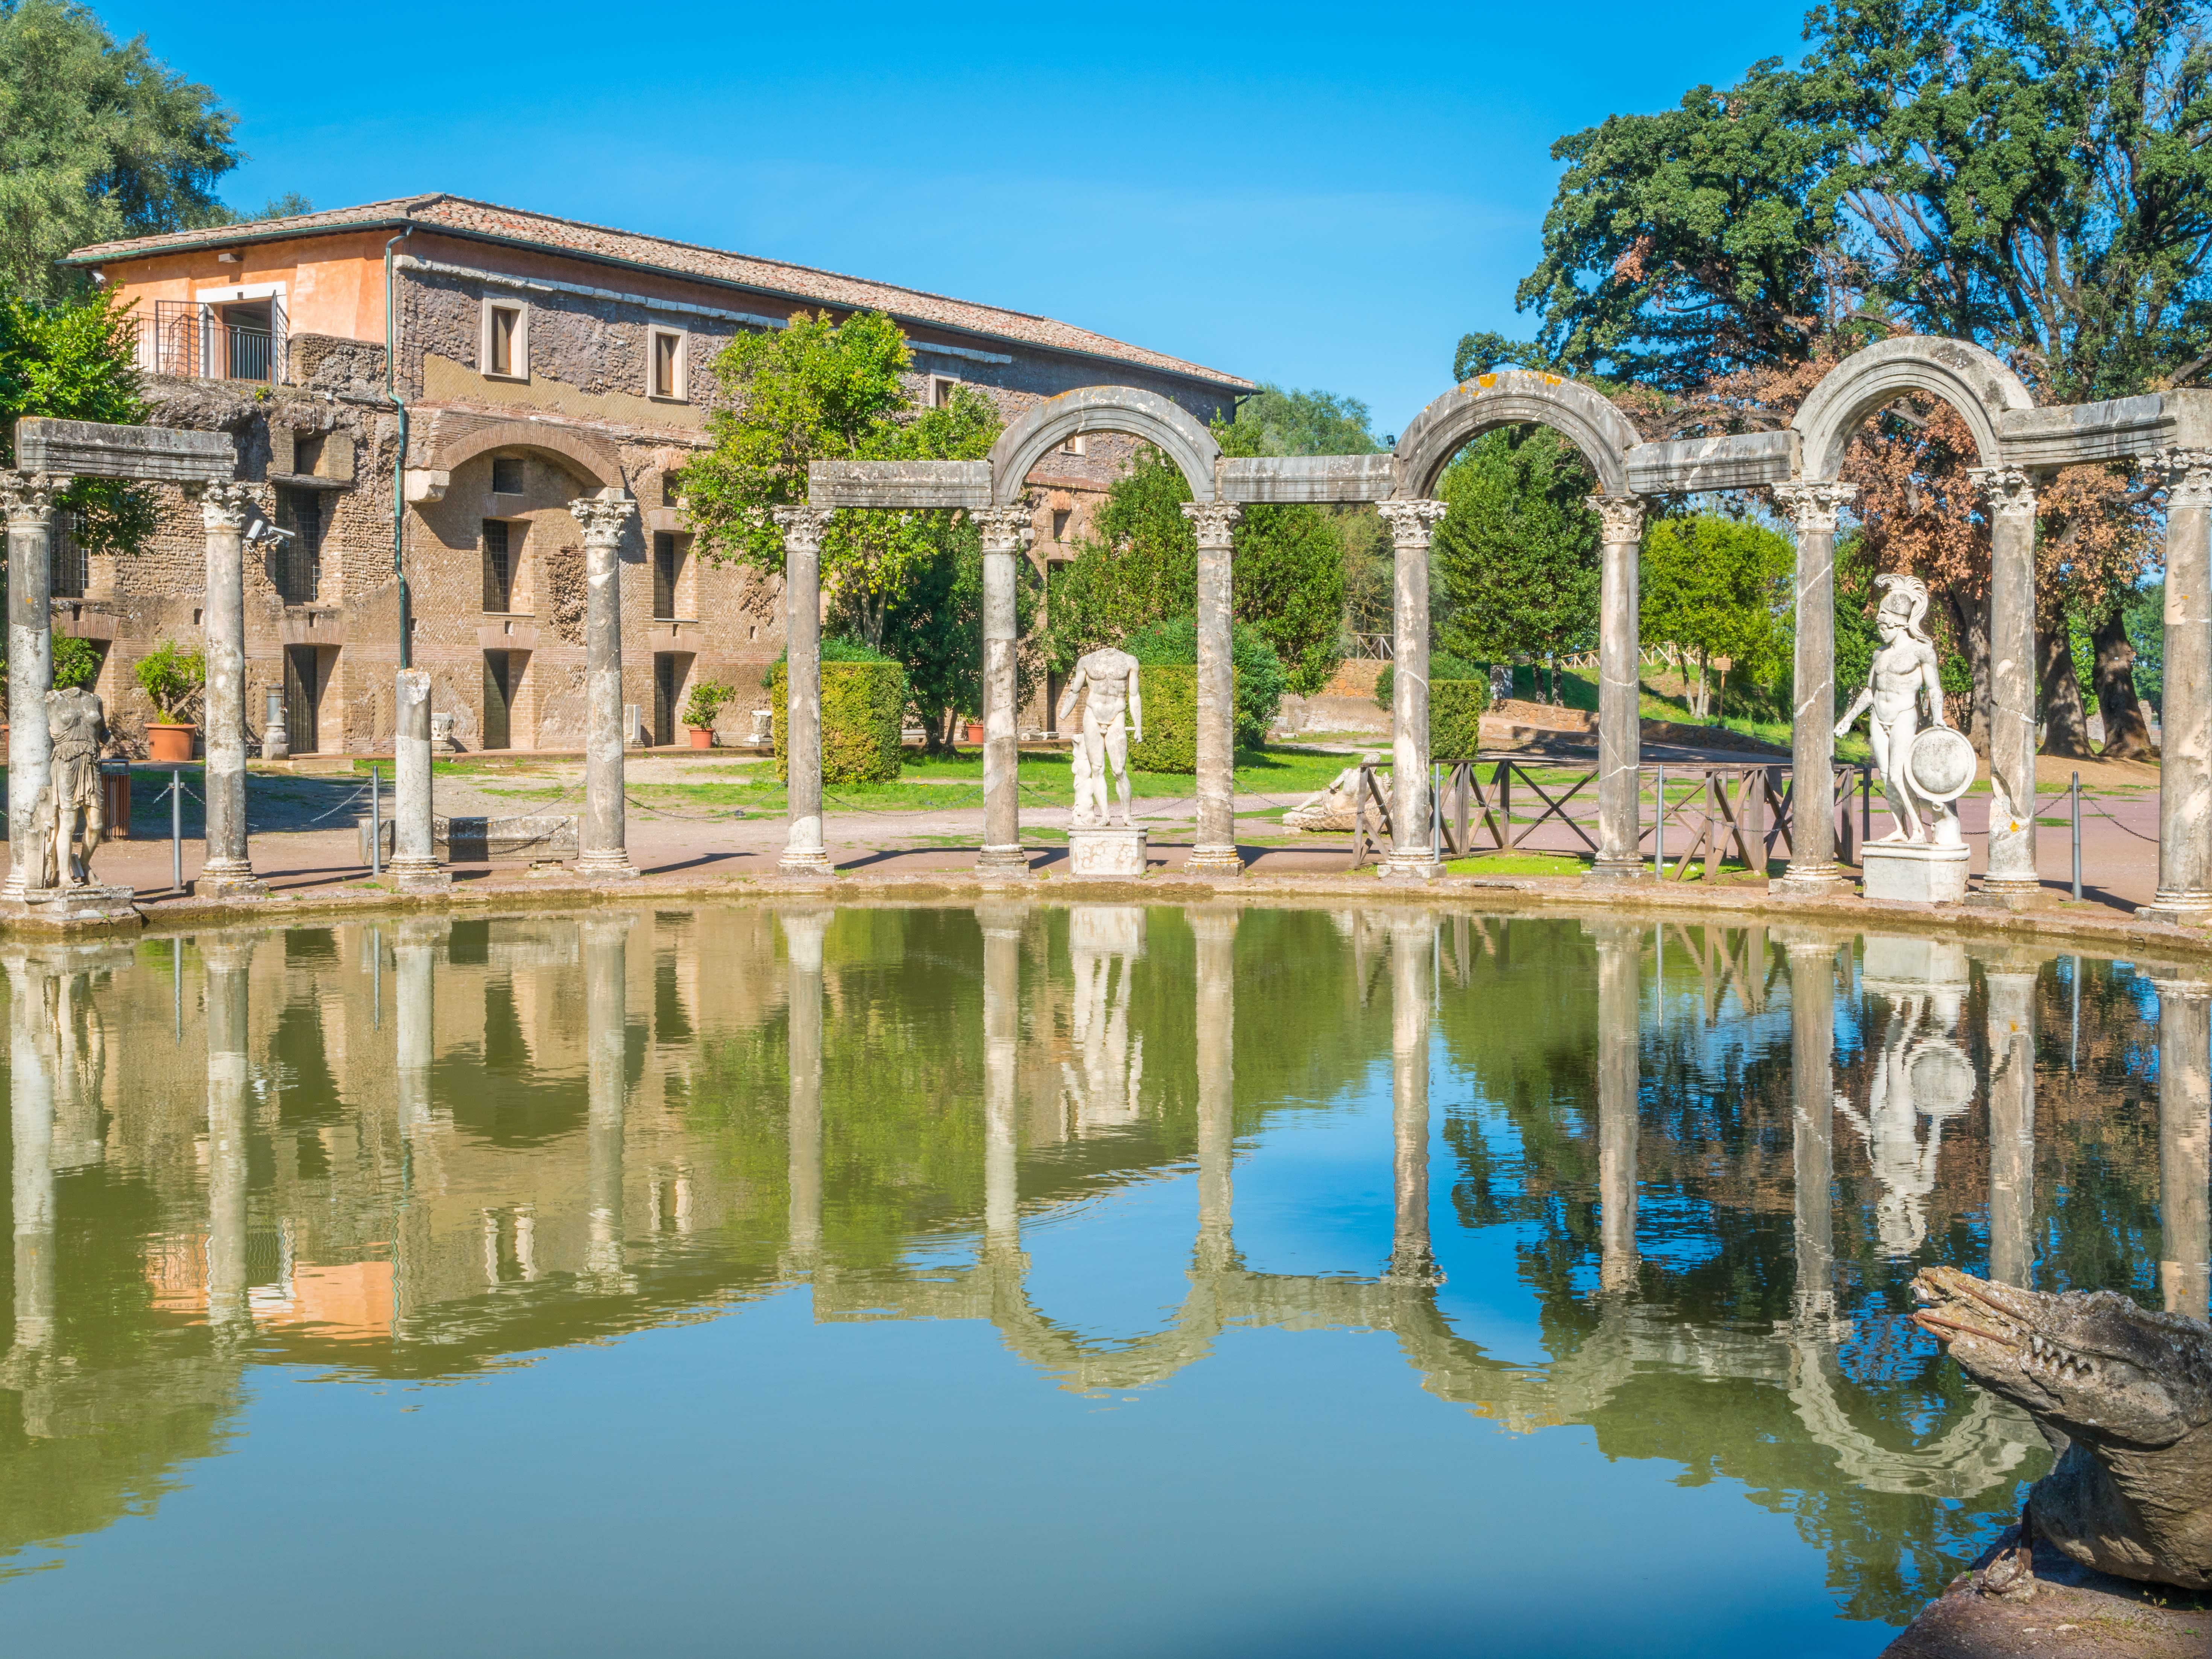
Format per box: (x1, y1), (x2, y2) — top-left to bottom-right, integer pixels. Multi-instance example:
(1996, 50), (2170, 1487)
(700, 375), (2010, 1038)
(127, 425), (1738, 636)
(2157, 447), (2212, 510)
(1967, 465), (2039, 519)
(1583, 493), (1644, 543)
(1178, 500), (1242, 546)
(771, 503), (836, 549)
(0, 470), (64, 527)
(571, 491), (637, 547)
(1376, 498), (1448, 549)
(1770, 479), (1858, 533)
(183, 479), (257, 531)
(971, 504), (1034, 553)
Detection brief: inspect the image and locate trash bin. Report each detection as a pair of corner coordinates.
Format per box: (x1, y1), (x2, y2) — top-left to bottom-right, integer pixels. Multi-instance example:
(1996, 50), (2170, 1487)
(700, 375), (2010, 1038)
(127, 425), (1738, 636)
(99, 759), (131, 840)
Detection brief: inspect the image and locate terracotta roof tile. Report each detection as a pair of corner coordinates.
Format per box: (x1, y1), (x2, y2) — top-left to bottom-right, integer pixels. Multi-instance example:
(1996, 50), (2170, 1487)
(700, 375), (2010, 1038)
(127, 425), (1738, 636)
(68, 194), (1252, 389)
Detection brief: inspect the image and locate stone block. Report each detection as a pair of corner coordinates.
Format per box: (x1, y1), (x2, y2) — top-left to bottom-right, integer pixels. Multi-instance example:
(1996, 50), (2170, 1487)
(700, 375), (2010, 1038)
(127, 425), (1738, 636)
(0, 885), (139, 931)
(1861, 842), (1970, 904)
(1861, 933), (1969, 989)
(15, 418), (233, 483)
(1067, 827), (1147, 878)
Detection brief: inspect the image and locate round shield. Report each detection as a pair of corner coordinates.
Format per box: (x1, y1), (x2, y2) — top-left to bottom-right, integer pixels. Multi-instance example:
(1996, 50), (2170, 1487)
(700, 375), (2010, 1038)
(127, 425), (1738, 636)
(1908, 726), (1976, 803)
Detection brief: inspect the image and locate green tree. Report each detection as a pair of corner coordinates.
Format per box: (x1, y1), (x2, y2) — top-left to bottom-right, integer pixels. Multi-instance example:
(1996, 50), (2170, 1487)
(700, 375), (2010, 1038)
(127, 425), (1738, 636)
(1122, 614), (1288, 750)
(1222, 382), (1386, 456)
(1639, 514), (1794, 719)
(0, 286), (151, 553)
(682, 309), (1003, 651)
(0, 0), (240, 301)
(1431, 427), (1600, 703)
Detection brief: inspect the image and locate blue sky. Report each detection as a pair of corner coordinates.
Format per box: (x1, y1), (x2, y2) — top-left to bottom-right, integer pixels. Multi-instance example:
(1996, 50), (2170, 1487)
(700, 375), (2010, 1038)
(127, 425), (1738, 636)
(105, 0), (1813, 436)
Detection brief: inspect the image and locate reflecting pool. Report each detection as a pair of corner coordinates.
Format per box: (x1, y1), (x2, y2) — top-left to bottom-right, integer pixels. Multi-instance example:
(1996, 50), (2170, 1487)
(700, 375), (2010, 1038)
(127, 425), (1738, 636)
(0, 906), (2204, 1656)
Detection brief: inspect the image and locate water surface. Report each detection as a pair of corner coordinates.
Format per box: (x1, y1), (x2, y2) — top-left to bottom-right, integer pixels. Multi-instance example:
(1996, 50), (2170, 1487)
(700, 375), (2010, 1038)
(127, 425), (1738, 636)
(0, 904), (2203, 1656)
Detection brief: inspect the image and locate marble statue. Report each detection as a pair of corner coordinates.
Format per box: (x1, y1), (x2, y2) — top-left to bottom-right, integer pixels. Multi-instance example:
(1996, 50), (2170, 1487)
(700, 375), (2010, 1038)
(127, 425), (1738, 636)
(1057, 647), (1143, 828)
(33, 687), (111, 890)
(1834, 573), (1964, 845)
(1285, 754), (1384, 832)
(1837, 966), (1974, 1255)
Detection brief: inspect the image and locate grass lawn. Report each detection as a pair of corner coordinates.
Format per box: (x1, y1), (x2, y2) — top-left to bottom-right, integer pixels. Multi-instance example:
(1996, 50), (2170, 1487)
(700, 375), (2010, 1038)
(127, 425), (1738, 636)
(1443, 851), (1592, 877)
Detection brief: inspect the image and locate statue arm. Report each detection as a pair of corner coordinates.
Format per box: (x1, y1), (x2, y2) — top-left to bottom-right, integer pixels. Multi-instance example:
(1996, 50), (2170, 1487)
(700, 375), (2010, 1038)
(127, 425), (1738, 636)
(1919, 647), (1948, 727)
(1834, 682), (1873, 739)
(1055, 664), (1086, 727)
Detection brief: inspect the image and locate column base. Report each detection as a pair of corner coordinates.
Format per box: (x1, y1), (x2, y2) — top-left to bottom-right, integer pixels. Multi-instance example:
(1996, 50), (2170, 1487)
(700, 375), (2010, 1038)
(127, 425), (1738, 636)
(576, 851), (640, 882)
(2139, 893), (2212, 927)
(1184, 844), (1245, 877)
(1382, 1247), (1444, 1287)
(1582, 858), (1650, 885)
(1376, 856), (1443, 881)
(1966, 877), (2042, 912)
(385, 856), (451, 892)
(777, 849), (835, 879)
(1771, 863), (1850, 898)
(195, 862), (270, 900)
(975, 845), (1033, 879)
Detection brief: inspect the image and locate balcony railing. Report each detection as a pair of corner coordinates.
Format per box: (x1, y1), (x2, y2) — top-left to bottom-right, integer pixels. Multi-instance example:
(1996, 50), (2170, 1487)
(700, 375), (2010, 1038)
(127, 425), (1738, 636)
(133, 304), (283, 384)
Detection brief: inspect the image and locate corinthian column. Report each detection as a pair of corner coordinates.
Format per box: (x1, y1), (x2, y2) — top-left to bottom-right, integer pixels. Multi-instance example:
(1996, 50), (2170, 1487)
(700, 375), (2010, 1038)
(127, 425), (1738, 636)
(2, 472), (60, 899)
(573, 490), (640, 881)
(1771, 482), (1858, 894)
(188, 481), (268, 897)
(388, 669), (450, 890)
(1181, 500), (1245, 876)
(2144, 452), (2212, 923)
(1592, 918), (1640, 1292)
(1385, 912), (1441, 1283)
(974, 507), (1033, 878)
(1972, 466), (2041, 898)
(773, 505), (836, 878)
(1586, 494), (1648, 881)
(2153, 977), (2210, 1321)
(1376, 500), (1448, 879)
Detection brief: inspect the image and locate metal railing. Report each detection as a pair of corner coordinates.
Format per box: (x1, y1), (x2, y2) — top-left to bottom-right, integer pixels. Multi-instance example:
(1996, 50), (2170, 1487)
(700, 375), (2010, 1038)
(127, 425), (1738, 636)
(131, 311), (278, 383)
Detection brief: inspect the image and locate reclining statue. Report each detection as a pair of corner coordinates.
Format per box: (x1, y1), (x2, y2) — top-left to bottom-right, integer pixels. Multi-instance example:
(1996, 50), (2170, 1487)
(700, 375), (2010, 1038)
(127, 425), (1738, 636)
(1914, 1264), (2212, 1589)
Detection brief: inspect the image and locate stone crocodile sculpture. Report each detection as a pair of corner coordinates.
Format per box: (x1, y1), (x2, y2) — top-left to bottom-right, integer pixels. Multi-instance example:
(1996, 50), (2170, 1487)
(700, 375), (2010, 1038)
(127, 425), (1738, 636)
(1913, 1265), (2212, 1589)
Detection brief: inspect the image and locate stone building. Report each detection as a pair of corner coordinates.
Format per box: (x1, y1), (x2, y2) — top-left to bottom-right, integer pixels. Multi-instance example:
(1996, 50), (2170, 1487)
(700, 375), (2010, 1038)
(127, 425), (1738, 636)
(62, 195), (1250, 753)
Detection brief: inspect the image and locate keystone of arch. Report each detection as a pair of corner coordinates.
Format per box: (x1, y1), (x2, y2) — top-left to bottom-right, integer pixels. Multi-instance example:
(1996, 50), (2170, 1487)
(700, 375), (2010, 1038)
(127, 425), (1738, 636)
(988, 385), (1221, 505)
(423, 419), (626, 493)
(1791, 336), (2034, 481)
(1393, 371), (1642, 500)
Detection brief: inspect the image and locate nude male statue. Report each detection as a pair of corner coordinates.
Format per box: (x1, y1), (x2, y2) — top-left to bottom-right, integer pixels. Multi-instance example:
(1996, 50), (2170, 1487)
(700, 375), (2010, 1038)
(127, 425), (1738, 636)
(1834, 573), (1955, 844)
(38, 687), (111, 889)
(1056, 647), (1144, 828)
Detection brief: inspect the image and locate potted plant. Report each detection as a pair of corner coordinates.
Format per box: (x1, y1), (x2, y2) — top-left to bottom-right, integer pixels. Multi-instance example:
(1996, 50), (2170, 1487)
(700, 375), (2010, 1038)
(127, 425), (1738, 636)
(681, 679), (735, 749)
(136, 640), (205, 762)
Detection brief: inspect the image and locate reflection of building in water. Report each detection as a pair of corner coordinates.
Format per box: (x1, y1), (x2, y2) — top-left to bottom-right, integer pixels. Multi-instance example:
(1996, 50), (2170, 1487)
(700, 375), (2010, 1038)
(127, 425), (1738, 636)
(1842, 937), (1977, 1257)
(1061, 906), (1144, 1132)
(2154, 976), (2211, 1321)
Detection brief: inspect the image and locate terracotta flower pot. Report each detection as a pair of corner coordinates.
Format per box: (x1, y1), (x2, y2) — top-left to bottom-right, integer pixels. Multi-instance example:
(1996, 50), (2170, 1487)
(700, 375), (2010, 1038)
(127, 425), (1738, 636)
(964, 721), (985, 745)
(687, 727), (713, 750)
(146, 722), (195, 763)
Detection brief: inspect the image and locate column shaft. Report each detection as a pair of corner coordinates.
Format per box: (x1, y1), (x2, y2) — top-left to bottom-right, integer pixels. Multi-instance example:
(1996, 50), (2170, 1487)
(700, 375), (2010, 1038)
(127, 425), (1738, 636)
(3, 475), (58, 897)
(1377, 501), (1447, 879)
(1978, 469), (2041, 894)
(2156, 983), (2210, 1321)
(388, 668), (449, 888)
(774, 506), (835, 877)
(2148, 455), (2212, 920)
(976, 509), (1029, 877)
(1589, 496), (1646, 880)
(195, 483), (266, 896)
(1985, 967), (2037, 1287)
(1183, 502), (1244, 876)
(1773, 483), (1857, 894)
(1595, 920), (1640, 1291)
(572, 492), (640, 879)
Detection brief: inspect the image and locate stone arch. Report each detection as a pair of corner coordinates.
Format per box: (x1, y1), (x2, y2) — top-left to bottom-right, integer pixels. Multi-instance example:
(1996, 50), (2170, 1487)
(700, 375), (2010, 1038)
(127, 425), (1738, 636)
(425, 419), (625, 492)
(1393, 371), (1642, 500)
(1792, 335), (2034, 481)
(987, 385), (1221, 505)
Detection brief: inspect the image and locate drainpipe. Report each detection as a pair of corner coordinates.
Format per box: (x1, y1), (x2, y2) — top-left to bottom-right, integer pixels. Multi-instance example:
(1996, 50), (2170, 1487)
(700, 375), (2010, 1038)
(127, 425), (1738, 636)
(385, 224), (415, 670)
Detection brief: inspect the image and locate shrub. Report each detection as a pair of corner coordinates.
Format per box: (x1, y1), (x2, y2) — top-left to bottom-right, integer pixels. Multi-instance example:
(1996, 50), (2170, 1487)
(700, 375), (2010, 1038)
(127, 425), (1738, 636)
(682, 678), (735, 730)
(1129, 664), (1197, 773)
(1123, 614), (1287, 749)
(1372, 654), (1491, 759)
(768, 657), (908, 785)
(53, 636), (101, 691)
(1372, 651), (1484, 709)
(135, 639), (204, 721)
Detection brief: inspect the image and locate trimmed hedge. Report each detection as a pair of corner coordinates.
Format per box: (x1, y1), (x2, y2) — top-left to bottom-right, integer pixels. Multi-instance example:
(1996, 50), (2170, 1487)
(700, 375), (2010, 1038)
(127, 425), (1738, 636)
(1371, 657), (1491, 760)
(1128, 664), (1197, 774)
(768, 659), (909, 785)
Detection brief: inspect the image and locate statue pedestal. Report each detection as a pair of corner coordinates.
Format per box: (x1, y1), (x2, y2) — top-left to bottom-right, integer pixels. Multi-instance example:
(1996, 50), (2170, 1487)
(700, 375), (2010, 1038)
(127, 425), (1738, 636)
(0, 884), (140, 932)
(1861, 842), (1970, 904)
(1067, 826), (1147, 879)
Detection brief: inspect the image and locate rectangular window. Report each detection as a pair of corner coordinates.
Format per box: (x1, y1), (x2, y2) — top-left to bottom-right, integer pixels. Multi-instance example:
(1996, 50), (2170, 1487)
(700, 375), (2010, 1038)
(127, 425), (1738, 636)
(661, 471), (681, 508)
(49, 511), (85, 599)
(1060, 434), (1087, 456)
(652, 532), (684, 620)
(272, 487), (321, 604)
(1051, 509), (1072, 542)
(650, 328), (685, 400)
(929, 375), (958, 409)
(491, 456), (524, 495)
(482, 520), (514, 613)
(484, 302), (525, 379)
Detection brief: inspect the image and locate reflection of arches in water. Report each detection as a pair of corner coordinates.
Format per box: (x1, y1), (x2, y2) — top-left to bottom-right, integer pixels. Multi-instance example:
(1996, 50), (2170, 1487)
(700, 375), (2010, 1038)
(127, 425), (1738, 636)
(1840, 962), (1974, 1258)
(1062, 907), (1144, 1133)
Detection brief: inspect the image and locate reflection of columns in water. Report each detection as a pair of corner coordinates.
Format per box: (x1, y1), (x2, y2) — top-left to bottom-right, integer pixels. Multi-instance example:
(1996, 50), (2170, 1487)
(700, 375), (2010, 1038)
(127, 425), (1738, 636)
(781, 909), (831, 1266)
(1785, 936), (1840, 1331)
(979, 906), (1023, 1247)
(2153, 978), (2211, 1321)
(6, 955), (55, 1353)
(392, 920), (447, 1195)
(1063, 906), (1144, 1132)
(1190, 908), (1236, 1272)
(582, 915), (634, 1289)
(1847, 937), (1974, 1258)
(1386, 914), (1441, 1284)
(1592, 920), (1640, 1293)
(204, 938), (253, 1334)
(1985, 960), (2038, 1288)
